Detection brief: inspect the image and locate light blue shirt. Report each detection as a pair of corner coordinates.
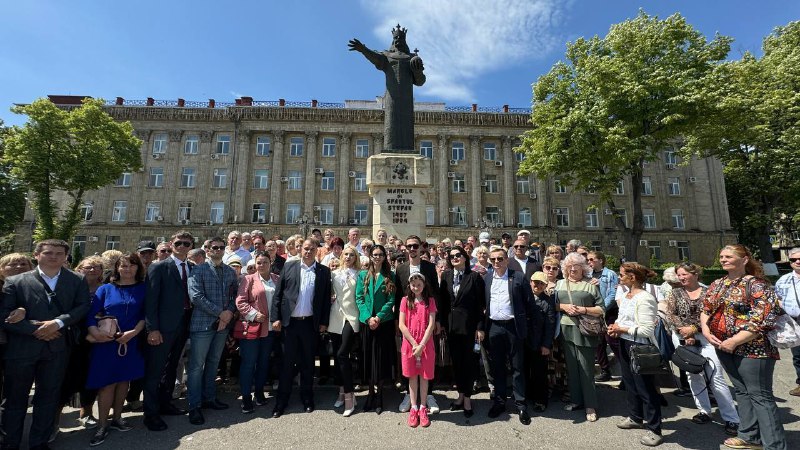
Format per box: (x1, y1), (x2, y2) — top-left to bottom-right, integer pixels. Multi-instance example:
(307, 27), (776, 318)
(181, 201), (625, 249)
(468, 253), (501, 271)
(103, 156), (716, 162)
(775, 272), (800, 318)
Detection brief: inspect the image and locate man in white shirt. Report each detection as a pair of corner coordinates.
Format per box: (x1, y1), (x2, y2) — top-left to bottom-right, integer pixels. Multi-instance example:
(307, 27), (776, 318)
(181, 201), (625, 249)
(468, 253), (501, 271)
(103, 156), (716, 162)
(223, 231), (251, 267)
(347, 228), (363, 255)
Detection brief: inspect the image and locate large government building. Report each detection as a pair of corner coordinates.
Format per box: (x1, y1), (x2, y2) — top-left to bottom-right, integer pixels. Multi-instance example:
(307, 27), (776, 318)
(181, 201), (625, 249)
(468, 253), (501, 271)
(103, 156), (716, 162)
(15, 95), (735, 265)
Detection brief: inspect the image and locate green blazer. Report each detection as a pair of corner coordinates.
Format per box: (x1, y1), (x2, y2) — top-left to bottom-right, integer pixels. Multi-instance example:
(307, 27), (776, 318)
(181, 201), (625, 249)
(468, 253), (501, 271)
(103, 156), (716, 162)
(355, 270), (396, 323)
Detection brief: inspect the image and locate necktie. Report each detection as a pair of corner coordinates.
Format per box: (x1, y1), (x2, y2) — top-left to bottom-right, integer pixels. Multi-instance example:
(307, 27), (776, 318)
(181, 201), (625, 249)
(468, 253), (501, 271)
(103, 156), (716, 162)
(181, 262), (191, 310)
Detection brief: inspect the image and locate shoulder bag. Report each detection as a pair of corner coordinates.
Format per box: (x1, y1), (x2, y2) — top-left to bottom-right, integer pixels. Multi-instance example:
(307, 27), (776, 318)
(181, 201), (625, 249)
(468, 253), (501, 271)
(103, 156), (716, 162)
(566, 280), (606, 337)
(767, 313), (800, 349)
(629, 328), (670, 375)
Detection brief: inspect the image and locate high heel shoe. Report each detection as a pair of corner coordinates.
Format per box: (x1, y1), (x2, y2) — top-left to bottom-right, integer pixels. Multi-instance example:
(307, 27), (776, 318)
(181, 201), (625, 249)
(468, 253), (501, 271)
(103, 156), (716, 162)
(334, 392), (345, 408)
(343, 393), (357, 417)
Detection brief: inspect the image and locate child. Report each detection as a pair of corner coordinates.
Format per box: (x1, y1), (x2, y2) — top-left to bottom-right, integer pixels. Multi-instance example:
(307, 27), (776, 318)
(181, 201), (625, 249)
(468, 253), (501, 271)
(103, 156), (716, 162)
(399, 273), (437, 428)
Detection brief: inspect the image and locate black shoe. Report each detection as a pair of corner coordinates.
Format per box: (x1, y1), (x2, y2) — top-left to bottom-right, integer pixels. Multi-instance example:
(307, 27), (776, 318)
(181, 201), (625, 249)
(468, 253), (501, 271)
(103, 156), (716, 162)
(188, 408), (205, 425)
(518, 409), (531, 425)
(304, 403), (315, 413)
(241, 396), (255, 414)
(487, 402), (505, 419)
(692, 412), (711, 424)
(160, 404), (188, 415)
(254, 395), (269, 406)
(464, 407), (474, 418)
(532, 403), (546, 413)
(89, 427), (109, 447)
(107, 418), (133, 432)
(724, 421), (739, 436)
(594, 370), (612, 382)
(618, 380), (626, 391)
(362, 393), (375, 412)
(143, 416), (168, 431)
(272, 407), (284, 418)
(201, 399), (229, 410)
(449, 402), (464, 411)
(673, 387), (692, 397)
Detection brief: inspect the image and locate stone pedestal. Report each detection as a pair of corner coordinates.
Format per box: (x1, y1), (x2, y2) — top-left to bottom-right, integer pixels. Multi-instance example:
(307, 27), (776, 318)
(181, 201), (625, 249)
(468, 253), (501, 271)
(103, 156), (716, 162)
(367, 154), (432, 240)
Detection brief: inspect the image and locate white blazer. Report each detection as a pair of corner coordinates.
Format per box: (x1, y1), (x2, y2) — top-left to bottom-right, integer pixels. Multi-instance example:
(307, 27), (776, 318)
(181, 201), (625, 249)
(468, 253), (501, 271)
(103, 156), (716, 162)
(328, 268), (361, 334)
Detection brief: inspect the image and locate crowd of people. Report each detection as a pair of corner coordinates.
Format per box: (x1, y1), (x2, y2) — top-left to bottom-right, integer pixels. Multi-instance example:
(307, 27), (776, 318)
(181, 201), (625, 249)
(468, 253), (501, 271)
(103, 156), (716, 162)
(0, 228), (796, 450)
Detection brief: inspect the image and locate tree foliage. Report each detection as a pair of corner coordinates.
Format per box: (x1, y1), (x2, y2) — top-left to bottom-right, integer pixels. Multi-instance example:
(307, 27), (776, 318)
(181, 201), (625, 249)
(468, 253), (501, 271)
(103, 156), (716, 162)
(2, 98), (141, 242)
(517, 11), (731, 261)
(0, 120), (27, 237)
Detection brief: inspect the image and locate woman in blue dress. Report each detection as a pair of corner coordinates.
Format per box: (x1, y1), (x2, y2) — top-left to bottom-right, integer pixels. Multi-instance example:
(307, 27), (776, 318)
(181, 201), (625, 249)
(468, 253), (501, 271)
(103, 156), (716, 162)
(85, 253), (147, 446)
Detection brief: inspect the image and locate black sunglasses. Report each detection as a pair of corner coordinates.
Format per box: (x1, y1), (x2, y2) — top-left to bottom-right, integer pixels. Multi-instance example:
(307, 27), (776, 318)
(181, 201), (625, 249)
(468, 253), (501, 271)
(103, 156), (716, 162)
(513, 245), (527, 249)
(790, 258), (800, 263)
(489, 257), (505, 262)
(210, 245), (225, 251)
(406, 244), (420, 249)
(448, 254), (462, 260)
(173, 241), (192, 248)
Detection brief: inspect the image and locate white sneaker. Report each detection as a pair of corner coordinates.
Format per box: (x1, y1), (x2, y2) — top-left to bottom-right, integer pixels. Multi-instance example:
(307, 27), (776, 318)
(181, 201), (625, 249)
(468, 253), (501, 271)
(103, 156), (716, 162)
(427, 395), (440, 414)
(399, 393), (411, 412)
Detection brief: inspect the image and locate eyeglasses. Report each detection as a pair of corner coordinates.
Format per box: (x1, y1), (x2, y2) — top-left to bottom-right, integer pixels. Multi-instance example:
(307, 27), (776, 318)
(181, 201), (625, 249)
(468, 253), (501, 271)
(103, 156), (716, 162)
(513, 245), (527, 249)
(159, 249), (172, 254)
(448, 254), (462, 260)
(371, 253), (385, 259)
(543, 265), (558, 271)
(80, 265), (102, 271)
(173, 241), (192, 248)
(548, 251), (560, 255)
(210, 245), (225, 251)
(578, 253), (588, 257)
(790, 258), (800, 263)
(406, 244), (420, 250)
(587, 257), (596, 261)
(489, 257), (505, 262)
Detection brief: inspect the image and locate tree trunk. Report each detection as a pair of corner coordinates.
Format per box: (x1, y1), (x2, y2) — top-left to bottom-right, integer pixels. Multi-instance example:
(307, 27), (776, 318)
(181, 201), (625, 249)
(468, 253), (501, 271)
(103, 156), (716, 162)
(56, 189), (85, 242)
(755, 222), (775, 264)
(628, 165), (646, 263)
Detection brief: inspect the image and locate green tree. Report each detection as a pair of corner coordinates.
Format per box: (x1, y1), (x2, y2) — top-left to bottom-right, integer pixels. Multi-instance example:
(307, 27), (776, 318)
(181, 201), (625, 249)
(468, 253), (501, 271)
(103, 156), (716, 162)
(517, 11), (730, 261)
(685, 21), (800, 262)
(0, 120), (27, 237)
(2, 98), (141, 242)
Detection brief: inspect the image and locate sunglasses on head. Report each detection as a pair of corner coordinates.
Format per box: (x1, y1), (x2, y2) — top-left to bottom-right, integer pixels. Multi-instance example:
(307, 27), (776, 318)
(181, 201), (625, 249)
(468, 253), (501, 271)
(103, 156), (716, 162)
(173, 241), (192, 248)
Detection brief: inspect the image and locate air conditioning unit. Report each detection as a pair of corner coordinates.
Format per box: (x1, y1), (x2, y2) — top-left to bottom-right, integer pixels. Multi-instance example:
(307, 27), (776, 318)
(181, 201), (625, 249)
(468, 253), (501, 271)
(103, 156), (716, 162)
(88, 236), (99, 242)
(668, 240), (678, 247)
(496, 223), (504, 228)
(314, 167), (324, 174)
(551, 208), (560, 214)
(666, 163), (677, 170)
(210, 153), (220, 160)
(479, 181), (488, 187)
(313, 205), (322, 211)
(529, 193), (537, 199)
(156, 237), (166, 243)
(448, 207), (458, 213)
(447, 172), (456, 178)
(348, 219), (358, 225)
(604, 209), (613, 215)
(639, 240), (648, 246)
(609, 239), (618, 246)
(156, 216), (164, 222)
(449, 159), (458, 166)
(152, 153), (163, 160)
(348, 171), (356, 178)
(517, 223), (524, 228)
(280, 176), (289, 182)
(179, 219), (191, 225)
(494, 161), (503, 167)
(205, 220), (214, 226)
(688, 177), (697, 183)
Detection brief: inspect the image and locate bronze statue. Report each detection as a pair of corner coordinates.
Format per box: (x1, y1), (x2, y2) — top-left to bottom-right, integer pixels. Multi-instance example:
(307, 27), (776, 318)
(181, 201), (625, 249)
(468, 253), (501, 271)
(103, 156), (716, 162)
(349, 25), (425, 154)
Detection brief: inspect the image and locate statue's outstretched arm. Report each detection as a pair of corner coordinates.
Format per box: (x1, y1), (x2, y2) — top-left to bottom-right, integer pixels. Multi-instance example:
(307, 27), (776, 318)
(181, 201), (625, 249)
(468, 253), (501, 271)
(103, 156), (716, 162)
(411, 55), (426, 86)
(348, 38), (385, 70)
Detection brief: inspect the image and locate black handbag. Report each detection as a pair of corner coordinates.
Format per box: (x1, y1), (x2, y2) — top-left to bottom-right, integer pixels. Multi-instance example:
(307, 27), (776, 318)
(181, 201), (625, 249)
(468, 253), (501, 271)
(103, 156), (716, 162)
(670, 345), (708, 375)
(629, 329), (670, 375)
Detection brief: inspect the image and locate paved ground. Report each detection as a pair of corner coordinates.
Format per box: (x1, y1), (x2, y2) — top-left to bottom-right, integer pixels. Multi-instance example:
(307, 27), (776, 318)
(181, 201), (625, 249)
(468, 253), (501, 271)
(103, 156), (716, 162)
(43, 349), (800, 449)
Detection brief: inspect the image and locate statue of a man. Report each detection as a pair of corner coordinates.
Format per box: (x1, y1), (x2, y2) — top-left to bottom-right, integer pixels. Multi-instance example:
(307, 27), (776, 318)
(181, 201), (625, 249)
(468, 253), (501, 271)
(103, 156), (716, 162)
(349, 25), (425, 154)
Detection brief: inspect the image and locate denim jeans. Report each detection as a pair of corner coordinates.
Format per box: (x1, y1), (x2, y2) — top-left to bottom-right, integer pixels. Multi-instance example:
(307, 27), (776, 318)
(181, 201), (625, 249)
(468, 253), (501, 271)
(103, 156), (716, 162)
(187, 328), (229, 409)
(239, 334), (275, 398)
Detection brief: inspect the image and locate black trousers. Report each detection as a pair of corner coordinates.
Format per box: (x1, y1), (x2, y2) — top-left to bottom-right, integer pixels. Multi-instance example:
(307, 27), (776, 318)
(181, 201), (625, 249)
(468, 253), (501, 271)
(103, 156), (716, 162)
(525, 344), (549, 406)
(2, 346), (69, 448)
(333, 321), (358, 393)
(595, 307), (619, 372)
(488, 319), (526, 410)
(449, 333), (478, 396)
(618, 339), (662, 434)
(277, 318), (317, 408)
(143, 313), (190, 417)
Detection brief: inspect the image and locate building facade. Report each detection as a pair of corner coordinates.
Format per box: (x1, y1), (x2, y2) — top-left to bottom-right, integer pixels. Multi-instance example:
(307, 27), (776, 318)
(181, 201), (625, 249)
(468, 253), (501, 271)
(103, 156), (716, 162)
(15, 96), (736, 265)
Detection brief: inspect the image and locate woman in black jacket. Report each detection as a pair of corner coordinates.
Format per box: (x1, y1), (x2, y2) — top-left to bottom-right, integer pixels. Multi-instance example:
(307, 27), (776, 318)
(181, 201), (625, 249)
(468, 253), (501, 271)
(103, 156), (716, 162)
(441, 246), (486, 417)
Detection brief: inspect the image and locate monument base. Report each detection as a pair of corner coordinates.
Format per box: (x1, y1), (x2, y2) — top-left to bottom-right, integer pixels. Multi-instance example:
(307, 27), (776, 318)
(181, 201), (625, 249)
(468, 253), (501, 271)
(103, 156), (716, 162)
(367, 154), (432, 241)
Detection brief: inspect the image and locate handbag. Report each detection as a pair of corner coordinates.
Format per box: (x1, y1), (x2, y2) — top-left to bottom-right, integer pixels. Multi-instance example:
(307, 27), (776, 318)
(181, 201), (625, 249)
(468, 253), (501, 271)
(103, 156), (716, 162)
(232, 320), (261, 340)
(671, 345), (708, 374)
(86, 313), (128, 356)
(629, 329), (670, 375)
(565, 280), (606, 337)
(767, 313), (800, 349)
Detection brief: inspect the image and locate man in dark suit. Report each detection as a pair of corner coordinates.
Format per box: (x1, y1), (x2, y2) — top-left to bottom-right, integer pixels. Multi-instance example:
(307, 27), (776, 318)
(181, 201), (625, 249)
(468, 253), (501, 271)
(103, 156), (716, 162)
(484, 247), (534, 425)
(270, 239), (331, 417)
(508, 238), (543, 280)
(1, 239), (90, 450)
(142, 231), (195, 431)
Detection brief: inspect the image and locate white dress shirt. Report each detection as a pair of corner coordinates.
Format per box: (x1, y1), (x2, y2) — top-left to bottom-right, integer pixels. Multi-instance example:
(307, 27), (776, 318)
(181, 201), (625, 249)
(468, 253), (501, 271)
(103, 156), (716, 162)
(36, 267), (64, 328)
(489, 270), (514, 320)
(292, 262), (316, 317)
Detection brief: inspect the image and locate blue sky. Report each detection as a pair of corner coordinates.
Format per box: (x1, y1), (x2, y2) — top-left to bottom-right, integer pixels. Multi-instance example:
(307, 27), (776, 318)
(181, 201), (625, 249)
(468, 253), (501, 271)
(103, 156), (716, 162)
(1, 1), (798, 126)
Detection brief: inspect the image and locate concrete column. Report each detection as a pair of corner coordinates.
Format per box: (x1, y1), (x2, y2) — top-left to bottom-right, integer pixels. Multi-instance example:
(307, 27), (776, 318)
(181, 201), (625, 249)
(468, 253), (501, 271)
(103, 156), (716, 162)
(437, 133), (449, 225)
(268, 131), (285, 224)
(372, 133), (383, 155)
(304, 131), (318, 216)
(165, 130), (183, 223)
(469, 135), (482, 225)
(195, 131), (213, 222)
(502, 136), (515, 226)
(338, 132), (352, 225)
(130, 129), (151, 223)
(233, 130), (251, 223)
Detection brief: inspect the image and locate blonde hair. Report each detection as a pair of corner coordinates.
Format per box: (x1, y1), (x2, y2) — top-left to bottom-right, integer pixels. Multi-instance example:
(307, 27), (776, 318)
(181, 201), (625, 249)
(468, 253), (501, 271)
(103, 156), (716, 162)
(101, 250), (123, 270)
(0, 253), (33, 281)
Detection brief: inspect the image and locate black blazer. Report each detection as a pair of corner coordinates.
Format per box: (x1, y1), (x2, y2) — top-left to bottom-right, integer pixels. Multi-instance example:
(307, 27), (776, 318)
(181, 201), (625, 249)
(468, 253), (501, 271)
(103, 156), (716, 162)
(529, 292), (556, 350)
(507, 256), (543, 282)
(271, 254), (286, 276)
(394, 260), (444, 321)
(270, 260), (331, 331)
(145, 258), (193, 334)
(441, 268), (486, 335)
(1, 269), (90, 359)
(483, 268), (533, 340)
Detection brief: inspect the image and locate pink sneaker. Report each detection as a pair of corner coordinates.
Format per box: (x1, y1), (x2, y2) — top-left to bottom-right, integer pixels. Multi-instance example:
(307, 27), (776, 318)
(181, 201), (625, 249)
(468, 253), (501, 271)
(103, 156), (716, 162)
(407, 408), (419, 428)
(419, 406), (431, 427)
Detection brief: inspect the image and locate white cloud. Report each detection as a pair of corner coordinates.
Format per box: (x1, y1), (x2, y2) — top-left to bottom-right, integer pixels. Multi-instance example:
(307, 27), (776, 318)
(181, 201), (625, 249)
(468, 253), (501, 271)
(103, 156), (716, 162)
(360, 0), (566, 102)
(230, 90), (243, 99)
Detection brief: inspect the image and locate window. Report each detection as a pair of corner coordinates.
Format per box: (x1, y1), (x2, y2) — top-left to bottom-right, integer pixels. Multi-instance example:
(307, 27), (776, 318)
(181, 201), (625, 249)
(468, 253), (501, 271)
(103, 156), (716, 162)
(73, 235), (87, 255)
(181, 167), (196, 188)
(484, 175), (498, 194)
(355, 139), (369, 158)
(516, 176), (530, 194)
(210, 202), (225, 224)
(354, 172), (367, 191)
(285, 204), (301, 224)
(617, 208), (628, 227)
(449, 206), (465, 226)
(420, 140), (433, 159)
(253, 169), (269, 189)
(426, 205), (435, 226)
(289, 137), (304, 156)
(519, 207), (532, 227)
(643, 208), (657, 229)
(212, 168), (228, 188)
(321, 171), (335, 191)
(184, 135), (199, 154)
(671, 209), (685, 229)
(322, 137), (336, 157)
(677, 241), (691, 260)
(354, 204), (368, 225)
(483, 142), (497, 160)
(554, 207), (570, 227)
(80, 202), (94, 221)
(642, 176), (653, 195)
(152, 133), (167, 154)
(111, 201), (127, 222)
(614, 180), (625, 195)
(178, 202), (192, 221)
(664, 150), (678, 165)
(649, 241), (662, 261)
(668, 177), (681, 196)
(554, 179), (566, 194)
(515, 151), (526, 162)
(288, 170), (302, 190)
(318, 204), (334, 225)
(105, 235), (120, 251)
(252, 203), (267, 223)
(451, 141), (465, 161)
(145, 201), (161, 222)
(215, 135), (230, 154)
(256, 136), (271, 156)
(485, 206), (500, 224)
(115, 172), (131, 187)
(585, 208), (599, 228)
(452, 174), (466, 193)
(149, 167), (163, 188)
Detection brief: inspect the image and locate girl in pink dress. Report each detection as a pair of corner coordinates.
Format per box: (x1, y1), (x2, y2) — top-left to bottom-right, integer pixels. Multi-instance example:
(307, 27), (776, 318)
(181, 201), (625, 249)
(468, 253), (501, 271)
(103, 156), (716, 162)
(399, 273), (437, 427)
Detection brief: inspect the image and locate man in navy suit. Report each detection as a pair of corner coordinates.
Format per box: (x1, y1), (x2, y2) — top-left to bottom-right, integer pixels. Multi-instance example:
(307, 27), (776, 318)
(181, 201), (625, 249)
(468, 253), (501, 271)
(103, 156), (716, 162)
(484, 247), (534, 425)
(270, 239), (331, 417)
(142, 231), (195, 431)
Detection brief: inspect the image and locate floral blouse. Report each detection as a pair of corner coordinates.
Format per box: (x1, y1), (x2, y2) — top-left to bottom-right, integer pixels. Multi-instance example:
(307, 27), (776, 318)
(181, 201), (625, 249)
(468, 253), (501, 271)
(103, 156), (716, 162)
(702, 276), (780, 359)
(664, 287), (706, 332)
